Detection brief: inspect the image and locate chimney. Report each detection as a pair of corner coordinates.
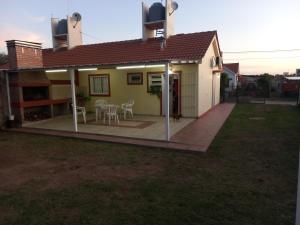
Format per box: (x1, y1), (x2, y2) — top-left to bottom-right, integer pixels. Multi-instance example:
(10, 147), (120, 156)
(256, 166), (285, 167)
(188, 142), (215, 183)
(6, 40), (43, 70)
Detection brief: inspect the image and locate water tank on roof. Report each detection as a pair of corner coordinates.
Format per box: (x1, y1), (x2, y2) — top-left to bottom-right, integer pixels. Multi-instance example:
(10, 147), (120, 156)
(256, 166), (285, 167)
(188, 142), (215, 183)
(148, 2), (165, 22)
(56, 19), (68, 35)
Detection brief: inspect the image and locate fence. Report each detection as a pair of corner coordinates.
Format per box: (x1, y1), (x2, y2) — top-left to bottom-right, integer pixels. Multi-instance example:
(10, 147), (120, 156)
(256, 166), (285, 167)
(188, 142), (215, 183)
(223, 86), (300, 106)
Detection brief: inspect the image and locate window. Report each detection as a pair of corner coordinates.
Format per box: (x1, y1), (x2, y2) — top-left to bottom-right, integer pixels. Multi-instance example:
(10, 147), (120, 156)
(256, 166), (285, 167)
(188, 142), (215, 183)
(147, 73), (163, 92)
(89, 74), (110, 96)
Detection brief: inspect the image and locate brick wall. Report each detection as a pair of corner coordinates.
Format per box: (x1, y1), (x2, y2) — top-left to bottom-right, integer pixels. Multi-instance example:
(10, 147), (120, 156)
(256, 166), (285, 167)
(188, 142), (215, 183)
(7, 41), (43, 70)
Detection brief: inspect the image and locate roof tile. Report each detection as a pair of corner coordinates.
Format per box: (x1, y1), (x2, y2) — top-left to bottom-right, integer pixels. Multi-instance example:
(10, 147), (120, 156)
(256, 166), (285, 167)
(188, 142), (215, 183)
(42, 31), (217, 68)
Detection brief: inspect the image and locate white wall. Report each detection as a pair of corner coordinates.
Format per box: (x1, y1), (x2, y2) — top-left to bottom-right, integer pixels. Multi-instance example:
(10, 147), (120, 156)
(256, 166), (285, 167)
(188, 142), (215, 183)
(224, 68), (237, 91)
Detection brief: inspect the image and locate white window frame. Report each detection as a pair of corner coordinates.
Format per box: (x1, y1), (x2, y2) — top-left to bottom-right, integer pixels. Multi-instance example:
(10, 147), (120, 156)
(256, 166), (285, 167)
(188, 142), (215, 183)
(147, 73), (163, 92)
(89, 74), (110, 96)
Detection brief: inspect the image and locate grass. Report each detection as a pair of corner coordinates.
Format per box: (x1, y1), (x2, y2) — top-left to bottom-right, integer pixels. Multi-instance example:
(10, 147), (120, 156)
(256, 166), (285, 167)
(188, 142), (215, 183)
(0, 104), (300, 225)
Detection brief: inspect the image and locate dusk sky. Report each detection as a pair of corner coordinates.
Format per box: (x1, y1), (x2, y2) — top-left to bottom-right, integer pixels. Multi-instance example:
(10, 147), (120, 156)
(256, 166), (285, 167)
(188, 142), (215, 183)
(1, 0), (300, 74)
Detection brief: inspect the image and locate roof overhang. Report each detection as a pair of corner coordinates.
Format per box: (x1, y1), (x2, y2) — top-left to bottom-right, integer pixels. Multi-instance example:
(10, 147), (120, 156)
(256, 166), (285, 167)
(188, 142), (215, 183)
(4, 59), (201, 73)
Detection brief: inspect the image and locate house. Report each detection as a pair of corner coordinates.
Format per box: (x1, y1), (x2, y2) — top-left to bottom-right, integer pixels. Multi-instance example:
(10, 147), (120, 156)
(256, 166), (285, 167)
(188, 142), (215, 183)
(223, 63), (239, 92)
(282, 76), (300, 97)
(0, 0), (222, 141)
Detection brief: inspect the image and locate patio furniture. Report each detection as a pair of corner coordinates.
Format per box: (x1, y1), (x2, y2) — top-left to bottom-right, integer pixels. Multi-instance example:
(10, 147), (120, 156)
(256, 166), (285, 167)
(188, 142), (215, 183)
(103, 104), (119, 125)
(121, 99), (134, 119)
(95, 99), (108, 122)
(72, 104), (86, 124)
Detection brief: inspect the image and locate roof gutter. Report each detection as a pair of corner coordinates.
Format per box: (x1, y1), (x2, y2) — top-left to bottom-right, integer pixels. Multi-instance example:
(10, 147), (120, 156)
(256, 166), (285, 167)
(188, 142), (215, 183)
(2, 58), (202, 73)
(2, 60), (173, 72)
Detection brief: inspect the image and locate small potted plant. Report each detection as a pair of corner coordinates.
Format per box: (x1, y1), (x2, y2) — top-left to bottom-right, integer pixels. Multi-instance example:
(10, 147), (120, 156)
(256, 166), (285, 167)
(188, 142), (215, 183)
(149, 86), (162, 99)
(77, 92), (91, 106)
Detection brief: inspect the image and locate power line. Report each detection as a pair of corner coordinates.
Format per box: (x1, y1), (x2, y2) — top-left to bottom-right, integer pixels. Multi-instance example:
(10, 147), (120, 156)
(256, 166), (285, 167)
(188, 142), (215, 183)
(224, 55), (300, 61)
(80, 32), (103, 42)
(223, 48), (300, 54)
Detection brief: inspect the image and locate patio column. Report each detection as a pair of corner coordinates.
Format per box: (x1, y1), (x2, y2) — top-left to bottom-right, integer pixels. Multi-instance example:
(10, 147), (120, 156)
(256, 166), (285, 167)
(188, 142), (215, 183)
(164, 63), (170, 141)
(4, 71), (13, 119)
(69, 69), (78, 132)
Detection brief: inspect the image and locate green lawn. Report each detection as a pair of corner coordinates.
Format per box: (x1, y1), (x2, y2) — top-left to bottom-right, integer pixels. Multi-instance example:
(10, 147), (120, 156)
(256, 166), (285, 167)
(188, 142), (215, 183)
(0, 104), (300, 225)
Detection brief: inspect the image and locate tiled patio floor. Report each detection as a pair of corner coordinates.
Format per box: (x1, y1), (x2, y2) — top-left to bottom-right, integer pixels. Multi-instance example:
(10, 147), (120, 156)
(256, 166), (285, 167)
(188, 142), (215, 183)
(13, 103), (235, 152)
(23, 114), (195, 141)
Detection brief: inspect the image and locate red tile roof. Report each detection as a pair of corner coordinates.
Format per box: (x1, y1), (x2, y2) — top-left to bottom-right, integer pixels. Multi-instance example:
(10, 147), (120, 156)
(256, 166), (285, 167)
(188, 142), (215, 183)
(2, 31), (219, 70)
(223, 63), (239, 74)
(43, 31), (218, 69)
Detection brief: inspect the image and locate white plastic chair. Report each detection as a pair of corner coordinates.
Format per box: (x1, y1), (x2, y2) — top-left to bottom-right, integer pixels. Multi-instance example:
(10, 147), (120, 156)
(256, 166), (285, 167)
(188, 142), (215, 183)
(72, 104), (86, 124)
(121, 99), (134, 119)
(104, 105), (119, 125)
(95, 99), (107, 122)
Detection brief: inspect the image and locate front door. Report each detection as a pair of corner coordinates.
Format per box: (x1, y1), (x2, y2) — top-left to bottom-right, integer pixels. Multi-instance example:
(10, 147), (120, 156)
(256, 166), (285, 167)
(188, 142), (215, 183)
(161, 73), (181, 116)
(170, 74), (181, 116)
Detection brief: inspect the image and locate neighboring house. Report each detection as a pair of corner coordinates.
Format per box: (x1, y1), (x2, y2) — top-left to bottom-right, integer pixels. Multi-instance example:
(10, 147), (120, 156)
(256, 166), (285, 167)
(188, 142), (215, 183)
(223, 63), (239, 92)
(282, 76), (300, 97)
(0, 0), (222, 140)
(271, 75), (284, 96)
(239, 75), (260, 89)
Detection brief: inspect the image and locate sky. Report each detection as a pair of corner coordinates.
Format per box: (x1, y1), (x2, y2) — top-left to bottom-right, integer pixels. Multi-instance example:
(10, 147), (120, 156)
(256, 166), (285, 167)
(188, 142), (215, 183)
(1, 0), (300, 74)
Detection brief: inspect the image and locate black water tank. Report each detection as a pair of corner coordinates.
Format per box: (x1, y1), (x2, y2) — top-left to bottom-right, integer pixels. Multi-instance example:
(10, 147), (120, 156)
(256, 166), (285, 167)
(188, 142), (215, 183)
(56, 19), (68, 35)
(148, 2), (165, 22)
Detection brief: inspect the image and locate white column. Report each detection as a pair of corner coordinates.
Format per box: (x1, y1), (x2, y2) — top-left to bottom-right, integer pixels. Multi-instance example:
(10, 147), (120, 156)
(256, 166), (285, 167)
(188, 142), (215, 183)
(4, 71), (13, 119)
(69, 69), (78, 132)
(164, 63), (170, 141)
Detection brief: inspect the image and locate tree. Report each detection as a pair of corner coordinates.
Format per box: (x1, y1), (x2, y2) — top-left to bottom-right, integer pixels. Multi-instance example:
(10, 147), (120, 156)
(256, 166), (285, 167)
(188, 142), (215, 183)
(0, 53), (8, 65)
(220, 72), (229, 102)
(257, 73), (272, 98)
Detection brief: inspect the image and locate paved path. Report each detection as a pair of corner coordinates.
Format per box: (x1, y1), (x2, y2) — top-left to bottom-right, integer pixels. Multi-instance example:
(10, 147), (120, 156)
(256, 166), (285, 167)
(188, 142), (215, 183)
(171, 103), (236, 151)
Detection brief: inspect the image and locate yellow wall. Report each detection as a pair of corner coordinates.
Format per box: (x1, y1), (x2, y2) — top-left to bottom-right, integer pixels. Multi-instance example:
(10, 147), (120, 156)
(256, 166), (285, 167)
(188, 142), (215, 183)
(46, 72), (72, 100)
(198, 36), (221, 116)
(78, 65), (198, 117)
(172, 64), (198, 117)
(78, 68), (161, 116)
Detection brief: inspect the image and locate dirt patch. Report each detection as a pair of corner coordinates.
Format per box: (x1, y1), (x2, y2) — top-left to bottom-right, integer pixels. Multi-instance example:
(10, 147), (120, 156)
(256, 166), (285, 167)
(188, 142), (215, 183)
(0, 150), (33, 169)
(0, 157), (164, 191)
(0, 206), (16, 222)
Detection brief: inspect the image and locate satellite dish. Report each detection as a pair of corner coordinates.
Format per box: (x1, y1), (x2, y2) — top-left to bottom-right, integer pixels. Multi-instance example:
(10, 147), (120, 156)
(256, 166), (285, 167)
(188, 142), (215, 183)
(171, 1), (179, 11)
(169, 1), (179, 15)
(72, 12), (82, 22)
(72, 12), (81, 28)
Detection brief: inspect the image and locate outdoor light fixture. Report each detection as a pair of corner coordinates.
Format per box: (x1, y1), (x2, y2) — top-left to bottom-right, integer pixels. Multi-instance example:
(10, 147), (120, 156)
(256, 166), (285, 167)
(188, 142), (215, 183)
(145, 64), (165, 68)
(45, 69), (67, 73)
(116, 64), (165, 70)
(78, 68), (98, 71)
(116, 65), (145, 70)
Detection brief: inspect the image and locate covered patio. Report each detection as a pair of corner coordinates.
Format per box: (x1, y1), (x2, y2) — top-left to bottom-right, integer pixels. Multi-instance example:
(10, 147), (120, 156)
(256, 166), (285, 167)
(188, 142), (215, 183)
(16, 103), (235, 152)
